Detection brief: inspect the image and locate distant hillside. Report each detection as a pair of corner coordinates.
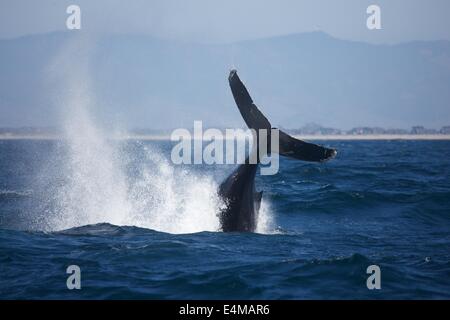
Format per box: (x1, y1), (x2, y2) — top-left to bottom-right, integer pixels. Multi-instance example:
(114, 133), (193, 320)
(1, 31), (450, 129)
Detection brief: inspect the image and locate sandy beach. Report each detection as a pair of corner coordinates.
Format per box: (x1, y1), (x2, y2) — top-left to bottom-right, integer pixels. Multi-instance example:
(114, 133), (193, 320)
(1, 133), (450, 140)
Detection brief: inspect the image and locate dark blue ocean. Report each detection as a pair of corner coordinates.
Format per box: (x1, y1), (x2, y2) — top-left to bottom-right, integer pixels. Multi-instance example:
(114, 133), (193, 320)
(1, 139), (449, 299)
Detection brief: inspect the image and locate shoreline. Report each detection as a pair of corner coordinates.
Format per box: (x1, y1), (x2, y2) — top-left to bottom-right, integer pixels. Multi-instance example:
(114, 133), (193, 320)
(1, 134), (450, 141)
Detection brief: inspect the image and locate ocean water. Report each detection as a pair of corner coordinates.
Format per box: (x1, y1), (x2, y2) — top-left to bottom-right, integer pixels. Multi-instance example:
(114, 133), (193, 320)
(0, 139), (449, 299)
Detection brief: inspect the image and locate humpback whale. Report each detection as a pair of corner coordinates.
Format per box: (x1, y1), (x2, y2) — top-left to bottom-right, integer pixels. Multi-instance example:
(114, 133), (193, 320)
(218, 70), (337, 232)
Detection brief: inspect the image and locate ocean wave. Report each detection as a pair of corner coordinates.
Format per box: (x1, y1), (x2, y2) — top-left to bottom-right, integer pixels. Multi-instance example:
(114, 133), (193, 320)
(55, 223), (151, 236)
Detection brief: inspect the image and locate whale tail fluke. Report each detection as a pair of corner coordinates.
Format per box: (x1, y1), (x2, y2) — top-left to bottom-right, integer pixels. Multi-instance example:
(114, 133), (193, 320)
(228, 69), (271, 132)
(278, 130), (337, 162)
(228, 69), (336, 163)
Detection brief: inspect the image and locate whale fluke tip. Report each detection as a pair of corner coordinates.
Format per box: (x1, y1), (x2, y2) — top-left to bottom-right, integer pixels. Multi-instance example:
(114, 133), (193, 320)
(321, 148), (337, 162)
(229, 69), (237, 79)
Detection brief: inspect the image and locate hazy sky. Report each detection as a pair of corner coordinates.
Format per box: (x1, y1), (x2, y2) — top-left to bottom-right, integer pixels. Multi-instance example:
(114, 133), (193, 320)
(1, 1), (450, 130)
(1, 0), (450, 43)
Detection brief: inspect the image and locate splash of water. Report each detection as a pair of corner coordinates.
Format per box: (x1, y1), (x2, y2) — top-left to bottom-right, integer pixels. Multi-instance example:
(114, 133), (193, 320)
(255, 199), (275, 234)
(42, 36), (129, 230)
(38, 36), (273, 234)
(124, 145), (222, 233)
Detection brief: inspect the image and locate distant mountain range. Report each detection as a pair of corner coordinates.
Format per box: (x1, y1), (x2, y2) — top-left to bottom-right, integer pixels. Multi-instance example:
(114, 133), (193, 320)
(1, 31), (450, 129)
